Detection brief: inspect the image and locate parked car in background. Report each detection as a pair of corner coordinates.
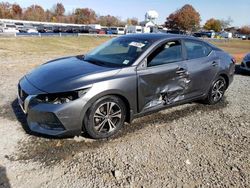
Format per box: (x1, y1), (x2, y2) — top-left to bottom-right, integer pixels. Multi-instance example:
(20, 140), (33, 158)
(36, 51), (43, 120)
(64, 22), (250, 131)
(98, 29), (106, 34)
(18, 27), (38, 33)
(79, 26), (91, 33)
(15, 22), (24, 28)
(52, 26), (62, 33)
(219, 32), (233, 38)
(117, 27), (125, 35)
(110, 27), (125, 35)
(242, 35), (247, 40)
(73, 26), (81, 33)
(18, 34), (235, 139)
(37, 26), (46, 33)
(44, 26), (53, 33)
(166, 30), (186, 35)
(65, 26), (74, 33)
(193, 31), (215, 38)
(102, 27), (113, 34)
(240, 53), (250, 72)
(126, 25), (143, 34)
(0, 23), (19, 33)
(237, 34), (247, 40)
(89, 28), (106, 34)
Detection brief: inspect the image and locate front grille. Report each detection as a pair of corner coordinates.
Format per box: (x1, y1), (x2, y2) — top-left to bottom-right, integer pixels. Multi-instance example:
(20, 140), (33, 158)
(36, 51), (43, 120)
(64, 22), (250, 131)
(246, 61), (250, 68)
(18, 84), (28, 101)
(28, 111), (65, 130)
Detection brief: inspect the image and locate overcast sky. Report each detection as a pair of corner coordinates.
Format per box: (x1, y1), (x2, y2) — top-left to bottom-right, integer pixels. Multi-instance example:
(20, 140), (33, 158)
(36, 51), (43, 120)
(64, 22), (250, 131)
(6, 0), (250, 27)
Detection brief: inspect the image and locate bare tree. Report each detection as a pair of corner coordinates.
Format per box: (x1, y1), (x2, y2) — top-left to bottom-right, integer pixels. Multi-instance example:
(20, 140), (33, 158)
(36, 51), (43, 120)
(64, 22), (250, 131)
(220, 17), (233, 30)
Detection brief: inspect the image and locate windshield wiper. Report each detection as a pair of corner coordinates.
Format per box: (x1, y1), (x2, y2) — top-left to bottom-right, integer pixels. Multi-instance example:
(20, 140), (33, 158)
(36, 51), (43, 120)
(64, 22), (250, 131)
(84, 58), (108, 67)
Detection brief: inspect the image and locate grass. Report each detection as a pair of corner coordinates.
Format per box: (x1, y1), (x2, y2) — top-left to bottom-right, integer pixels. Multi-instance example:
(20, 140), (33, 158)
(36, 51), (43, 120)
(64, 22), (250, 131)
(0, 36), (249, 63)
(210, 39), (250, 62)
(0, 36), (108, 60)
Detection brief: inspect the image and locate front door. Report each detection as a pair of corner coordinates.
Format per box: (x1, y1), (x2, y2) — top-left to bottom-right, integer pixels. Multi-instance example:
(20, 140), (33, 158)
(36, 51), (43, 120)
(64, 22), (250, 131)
(137, 40), (191, 112)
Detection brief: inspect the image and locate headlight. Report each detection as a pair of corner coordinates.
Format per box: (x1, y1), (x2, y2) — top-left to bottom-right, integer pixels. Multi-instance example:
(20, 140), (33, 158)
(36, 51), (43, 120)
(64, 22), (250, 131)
(36, 88), (90, 104)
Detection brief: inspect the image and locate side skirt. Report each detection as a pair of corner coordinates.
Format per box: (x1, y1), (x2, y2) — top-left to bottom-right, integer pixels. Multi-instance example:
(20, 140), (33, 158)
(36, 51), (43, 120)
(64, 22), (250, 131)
(131, 94), (207, 121)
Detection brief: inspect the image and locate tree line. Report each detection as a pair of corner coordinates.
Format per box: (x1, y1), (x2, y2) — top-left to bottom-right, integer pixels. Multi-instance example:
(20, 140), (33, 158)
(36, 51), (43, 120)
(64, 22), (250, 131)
(0, 2), (249, 34)
(0, 2), (139, 26)
(165, 4), (250, 34)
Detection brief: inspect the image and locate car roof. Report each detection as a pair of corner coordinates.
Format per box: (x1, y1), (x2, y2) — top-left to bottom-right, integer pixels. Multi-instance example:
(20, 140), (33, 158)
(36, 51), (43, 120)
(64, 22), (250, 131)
(119, 33), (196, 42)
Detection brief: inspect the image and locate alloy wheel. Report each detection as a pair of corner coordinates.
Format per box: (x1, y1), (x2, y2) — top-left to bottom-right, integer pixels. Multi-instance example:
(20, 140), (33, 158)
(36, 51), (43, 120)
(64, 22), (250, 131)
(211, 79), (226, 102)
(93, 102), (122, 133)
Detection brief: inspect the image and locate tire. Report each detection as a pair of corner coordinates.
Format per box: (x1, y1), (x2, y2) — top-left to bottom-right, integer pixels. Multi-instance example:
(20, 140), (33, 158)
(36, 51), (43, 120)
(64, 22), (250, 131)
(203, 76), (227, 105)
(84, 95), (126, 139)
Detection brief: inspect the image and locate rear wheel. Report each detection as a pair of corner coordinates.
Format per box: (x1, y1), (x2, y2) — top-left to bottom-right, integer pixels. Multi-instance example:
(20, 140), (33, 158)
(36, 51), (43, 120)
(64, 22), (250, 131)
(84, 96), (126, 139)
(204, 76), (227, 105)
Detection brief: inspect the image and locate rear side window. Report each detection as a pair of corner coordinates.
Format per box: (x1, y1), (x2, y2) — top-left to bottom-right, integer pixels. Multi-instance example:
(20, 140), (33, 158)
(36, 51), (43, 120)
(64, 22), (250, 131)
(148, 40), (182, 67)
(184, 40), (212, 60)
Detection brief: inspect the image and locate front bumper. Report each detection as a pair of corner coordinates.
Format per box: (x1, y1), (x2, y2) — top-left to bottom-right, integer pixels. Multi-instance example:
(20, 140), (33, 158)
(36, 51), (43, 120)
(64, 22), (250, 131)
(18, 77), (88, 137)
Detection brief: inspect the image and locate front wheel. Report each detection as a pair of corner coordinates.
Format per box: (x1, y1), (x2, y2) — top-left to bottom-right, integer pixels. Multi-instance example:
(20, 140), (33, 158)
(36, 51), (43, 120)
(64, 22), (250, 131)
(84, 96), (126, 139)
(204, 76), (227, 105)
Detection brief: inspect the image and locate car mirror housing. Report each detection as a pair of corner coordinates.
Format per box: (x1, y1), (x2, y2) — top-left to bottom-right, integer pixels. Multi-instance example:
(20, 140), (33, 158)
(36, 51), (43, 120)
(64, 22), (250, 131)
(137, 59), (147, 70)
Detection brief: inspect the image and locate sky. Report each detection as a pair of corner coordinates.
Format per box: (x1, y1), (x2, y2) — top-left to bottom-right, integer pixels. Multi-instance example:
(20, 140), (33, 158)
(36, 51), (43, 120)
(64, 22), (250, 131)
(6, 0), (250, 27)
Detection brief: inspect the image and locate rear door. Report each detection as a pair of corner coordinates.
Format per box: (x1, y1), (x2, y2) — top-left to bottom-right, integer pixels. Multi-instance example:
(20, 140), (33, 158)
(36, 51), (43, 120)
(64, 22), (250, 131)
(137, 39), (191, 112)
(183, 39), (220, 98)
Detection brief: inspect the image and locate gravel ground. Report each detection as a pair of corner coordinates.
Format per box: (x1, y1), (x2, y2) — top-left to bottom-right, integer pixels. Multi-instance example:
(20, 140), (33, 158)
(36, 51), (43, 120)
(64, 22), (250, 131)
(0, 57), (249, 187)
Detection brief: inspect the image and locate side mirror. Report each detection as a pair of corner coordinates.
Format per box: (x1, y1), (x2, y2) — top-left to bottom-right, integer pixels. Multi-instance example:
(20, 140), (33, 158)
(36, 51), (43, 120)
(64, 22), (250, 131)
(137, 58), (147, 70)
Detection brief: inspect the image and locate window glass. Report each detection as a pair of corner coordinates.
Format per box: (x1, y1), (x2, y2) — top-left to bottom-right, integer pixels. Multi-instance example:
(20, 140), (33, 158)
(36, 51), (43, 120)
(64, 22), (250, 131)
(148, 40), (182, 67)
(184, 40), (211, 60)
(85, 37), (152, 67)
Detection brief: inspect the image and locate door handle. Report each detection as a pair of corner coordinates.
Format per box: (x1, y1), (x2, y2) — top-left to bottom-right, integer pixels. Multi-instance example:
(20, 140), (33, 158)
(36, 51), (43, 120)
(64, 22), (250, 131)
(176, 68), (187, 75)
(212, 61), (218, 67)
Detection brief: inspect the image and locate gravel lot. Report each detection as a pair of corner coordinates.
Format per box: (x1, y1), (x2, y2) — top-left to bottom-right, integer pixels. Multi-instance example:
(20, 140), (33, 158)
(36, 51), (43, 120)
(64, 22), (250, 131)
(0, 42), (250, 187)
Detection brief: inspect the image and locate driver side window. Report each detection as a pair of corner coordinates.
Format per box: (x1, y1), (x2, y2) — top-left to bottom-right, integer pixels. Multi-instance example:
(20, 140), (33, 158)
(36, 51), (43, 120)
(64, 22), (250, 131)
(148, 40), (183, 67)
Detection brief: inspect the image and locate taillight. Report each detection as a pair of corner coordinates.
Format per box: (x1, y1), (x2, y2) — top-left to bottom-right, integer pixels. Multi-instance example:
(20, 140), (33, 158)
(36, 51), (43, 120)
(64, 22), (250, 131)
(231, 57), (236, 64)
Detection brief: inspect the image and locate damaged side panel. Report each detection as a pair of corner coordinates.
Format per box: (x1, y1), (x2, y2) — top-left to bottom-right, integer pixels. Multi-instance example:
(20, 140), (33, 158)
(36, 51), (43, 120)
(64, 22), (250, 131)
(137, 62), (191, 112)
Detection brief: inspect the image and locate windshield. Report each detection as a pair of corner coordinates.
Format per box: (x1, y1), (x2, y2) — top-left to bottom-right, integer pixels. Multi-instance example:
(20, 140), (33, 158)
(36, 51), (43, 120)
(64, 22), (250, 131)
(84, 37), (152, 67)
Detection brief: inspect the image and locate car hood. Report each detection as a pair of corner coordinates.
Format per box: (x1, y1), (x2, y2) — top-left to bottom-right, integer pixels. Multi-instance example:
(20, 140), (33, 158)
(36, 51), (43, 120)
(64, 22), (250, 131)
(25, 56), (121, 93)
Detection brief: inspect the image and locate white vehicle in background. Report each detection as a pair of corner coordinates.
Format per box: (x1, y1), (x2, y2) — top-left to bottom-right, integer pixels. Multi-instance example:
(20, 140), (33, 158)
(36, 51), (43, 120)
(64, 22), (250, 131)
(219, 32), (233, 38)
(18, 26), (38, 33)
(110, 27), (125, 35)
(26, 27), (38, 33)
(143, 27), (151, 33)
(236, 34), (247, 40)
(0, 23), (19, 33)
(126, 25), (143, 34)
(117, 27), (125, 35)
(0, 24), (3, 32)
(241, 35), (247, 40)
(88, 24), (101, 30)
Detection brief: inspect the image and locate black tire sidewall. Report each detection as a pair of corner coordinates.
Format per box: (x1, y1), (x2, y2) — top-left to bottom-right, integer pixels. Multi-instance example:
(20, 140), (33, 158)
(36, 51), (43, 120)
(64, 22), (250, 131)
(84, 95), (126, 139)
